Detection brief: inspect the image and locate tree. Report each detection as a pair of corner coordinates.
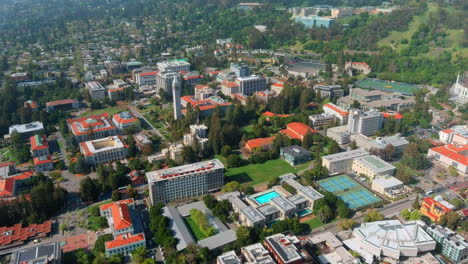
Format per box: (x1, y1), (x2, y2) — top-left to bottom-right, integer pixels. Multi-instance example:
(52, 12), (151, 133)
(111, 190), (121, 201)
(448, 166), (459, 177)
(339, 219), (356, 230)
(93, 234), (113, 254)
(80, 177), (100, 203)
(412, 196), (420, 210)
(235, 226), (252, 248)
(363, 211), (384, 222)
(318, 205), (333, 223)
(221, 145), (232, 158)
(439, 211), (461, 230)
(226, 154), (242, 168)
(449, 198), (463, 210)
(400, 209), (411, 220)
(222, 181), (241, 192)
(337, 203), (350, 218)
(409, 210), (422, 220)
(203, 194), (217, 209)
(131, 247), (147, 264)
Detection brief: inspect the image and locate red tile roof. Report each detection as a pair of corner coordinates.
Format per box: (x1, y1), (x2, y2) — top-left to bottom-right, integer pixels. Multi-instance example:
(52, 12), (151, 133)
(430, 144), (468, 166)
(33, 155), (53, 166)
(0, 162), (15, 168)
(221, 81), (239, 88)
(195, 85), (209, 90)
(245, 136), (276, 150)
(324, 103), (348, 117)
(68, 113), (116, 136)
(422, 197), (452, 214)
(139, 71), (159, 77)
(261, 111), (291, 118)
(105, 233), (145, 250)
(271, 83), (284, 88)
(30, 134), (49, 151)
(0, 178), (15, 197)
(108, 88), (124, 93)
(441, 129), (454, 134)
(382, 112), (403, 119)
(111, 203), (133, 230)
(100, 198), (135, 211)
(0, 220), (52, 246)
(11, 171), (34, 181)
(280, 122), (317, 140)
(24, 100), (39, 109)
(113, 112), (138, 125)
(46, 99), (77, 107)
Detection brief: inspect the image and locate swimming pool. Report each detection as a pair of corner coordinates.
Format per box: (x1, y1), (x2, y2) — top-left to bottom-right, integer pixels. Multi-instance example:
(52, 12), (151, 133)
(254, 191), (280, 204)
(297, 209), (312, 217)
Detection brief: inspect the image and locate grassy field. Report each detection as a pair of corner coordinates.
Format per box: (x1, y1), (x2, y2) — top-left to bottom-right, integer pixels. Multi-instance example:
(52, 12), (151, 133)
(185, 216), (208, 241)
(304, 217), (339, 230)
(225, 159), (297, 187)
(79, 105), (127, 117)
(87, 216), (103, 231)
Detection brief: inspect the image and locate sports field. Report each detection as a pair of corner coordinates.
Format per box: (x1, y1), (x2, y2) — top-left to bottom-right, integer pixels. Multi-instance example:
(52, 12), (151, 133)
(318, 175), (382, 209)
(357, 78), (420, 95)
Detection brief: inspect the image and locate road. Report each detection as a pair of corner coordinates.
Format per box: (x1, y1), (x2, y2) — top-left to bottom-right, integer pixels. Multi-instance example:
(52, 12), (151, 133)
(128, 105), (166, 140)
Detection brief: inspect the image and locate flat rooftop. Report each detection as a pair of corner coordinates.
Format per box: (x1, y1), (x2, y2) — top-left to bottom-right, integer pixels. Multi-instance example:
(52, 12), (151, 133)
(146, 159), (224, 182)
(322, 149), (369, 162)
(354, 155), (395, 172)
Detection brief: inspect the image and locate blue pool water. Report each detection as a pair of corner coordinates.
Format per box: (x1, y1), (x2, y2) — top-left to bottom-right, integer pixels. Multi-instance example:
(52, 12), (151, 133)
(254, 191), (280, 204)
(297, 209), (312, 217)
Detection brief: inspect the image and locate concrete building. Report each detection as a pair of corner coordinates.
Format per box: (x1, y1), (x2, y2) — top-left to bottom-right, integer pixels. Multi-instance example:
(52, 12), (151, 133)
(280, 145), (312, 166)
(322, 149), (369, 174)
(99, 199), (146, 257)
(309, 113), (335, 127)
(8, 122), (44, 139)
(181, 95), (232, 118)
(313, 85), (344, 99)
(30, 134), (49, 157)
(172, 76), (182, 120)
(217, 251), (241, 264)
(347, 109), (383, 136)
(323, 103), (348, 125)
(112, 112), (140, 131)
(351, 134), (409, 155)
(426, 225), (468, 263)
(220, 81), (240, 96)
(351, 155), (396, 179)
(11, 242), (62, 264)
(46, 99), (79, 112)
(308, 232), (357, 264)
(235, 75), (266, 96)
(230, 63), (250, 78)
(287, 61), (324, 78)
(157, 60), (191, 73)
(67, 113), (118, 142)
(264, 233), (310, 264)
(156, 71), (180, 94)
(133, 132), (152, 151)
(338, 88), (415, 111)
(194, 85), (216, 100)
(450, 72), (468, 104)
(105, 61), (126, 75)
(79, 136), (129, 165)
(241, 243), (276, 264)
(439, 125), (467, 144)
(371, 176), (404, 198)
(427, 144), (468, 175)
(326, 125), (351, 145)
(183, 124), (208, 150)
(343, 220), (436, 262)
(294, 16), (335, 28)
(135, 71), (158, 86)
(147, 159), (224, 204)
(85, 81), (106, 100)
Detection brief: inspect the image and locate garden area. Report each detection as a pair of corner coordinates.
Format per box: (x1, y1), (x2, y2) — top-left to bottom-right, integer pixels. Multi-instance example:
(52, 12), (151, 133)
(185, 209), (216, 241)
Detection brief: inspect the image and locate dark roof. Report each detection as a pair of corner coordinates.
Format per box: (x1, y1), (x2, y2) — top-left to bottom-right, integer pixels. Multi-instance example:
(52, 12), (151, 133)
(281, 145), (311, 157)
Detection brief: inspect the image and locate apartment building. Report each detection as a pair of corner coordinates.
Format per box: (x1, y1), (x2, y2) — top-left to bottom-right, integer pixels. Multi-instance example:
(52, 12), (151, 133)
(264, 233), (310, 264)
(322, 149), (369, 174)
(67, 113), (118, 142)
(426, 225), (468, 263)
(351, 155), (396, 179)
(80, 136), (129, 165)
(99, 199), (146, 257)
(235, 75), (266, 96)
(85, 81), (106, 100)
(347, 109), (383, 136)
(29, 134), (50, 157)
(147, 159), (224, 204)
(313, 85), (344, 99)
(157, 60), (191, 73)
(112, 112), (140, 131)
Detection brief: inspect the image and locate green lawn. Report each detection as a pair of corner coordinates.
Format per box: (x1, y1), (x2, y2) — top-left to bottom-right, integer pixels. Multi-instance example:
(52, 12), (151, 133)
(80, 105), (127, 117)
(304, 217), (339, 230)
(295, 160), (313, 172)
(87, 216), (103, 231)
(185, 216), (208, 241)
(225, 159), (297, 187)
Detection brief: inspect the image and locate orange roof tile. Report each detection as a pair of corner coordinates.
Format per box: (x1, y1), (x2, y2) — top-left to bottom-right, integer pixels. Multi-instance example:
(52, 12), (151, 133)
(430, 144), (468, 166)
(281, 122), (317, 140)
(105, 233), (145, 249)
(113, 112), (138, 125)
(245, 136), (276, 150)
(0, 178), (15, 197)
(111, 203), (133, 230)
(30, 134), (49, 151)
(33, 155), (53, 165)
(46, 99), (77, 107)
(324, 103), (348, 117)
(139, 71), (159, 77)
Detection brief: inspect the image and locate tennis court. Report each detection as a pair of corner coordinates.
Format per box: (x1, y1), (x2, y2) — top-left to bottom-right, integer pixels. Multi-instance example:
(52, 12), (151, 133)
(357, 78), (420, 95)
(318, 175), (382, 209)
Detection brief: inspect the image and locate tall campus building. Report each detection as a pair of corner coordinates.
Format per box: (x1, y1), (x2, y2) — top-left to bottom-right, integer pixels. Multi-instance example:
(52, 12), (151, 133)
(347, 109), (383, 136)
(147, 159), (224, 205)
(172, 77), (182, 120)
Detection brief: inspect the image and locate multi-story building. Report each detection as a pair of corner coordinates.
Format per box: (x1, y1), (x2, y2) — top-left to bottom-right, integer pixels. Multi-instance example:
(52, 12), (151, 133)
(133, 132), (152, 151)
(220, 81), (240, 96)
(245, 136), (276, 154)
(172, 77), (182, 120)
(135, 71), (159, 86)
(105, 61), (126, 75)
(280, 146), (312, 166)
(351, 155), (396, 179)
(194, 85), (216, 100)
(280, 122), (317, 141)
(308, 232), (356, 264)
(30, 134), (49, 157)
(309, 113), (335, 127)
(230, 63), (250, 78)
(85, 81), (106, 100)
(181, 95), (232, 118)
(0, 161), (16, 178)
(427, 144), (468, 175)
(11, 242), (62, 264)
(241, 243), (276, 264)
(426, 225), (468, 263)
(438, 125), (467, 144)
(67, 113), (118, 142)
(157, 60), (191, 73)
(264, 233), (310, 264)
(371, 176), (404, 198)
(347, 109), (383, 136)
(338, 88), (415, 111)
(450, 72), (468, 104)
(156, 71), (180, 94)
(326, 125), (351, 145)
(33, 155), (54, 172)
(217, 251), (241, 264)
(182, 71), (203, 86)
(313, 85), (344, 99)
(8, 121), (44, 139)
(235, 75), (266, 96)
(79, 136), (129, 165)
(322, 149), (369, 174)
(46, 99), (79, 112)
(323, 103), (348, 124)
(99, 199), (146, 257)
(147, 159), (224, 204)
(351, 133), (409, 156)
(112, 112), (140, 131)
(420, 197), (452, 222)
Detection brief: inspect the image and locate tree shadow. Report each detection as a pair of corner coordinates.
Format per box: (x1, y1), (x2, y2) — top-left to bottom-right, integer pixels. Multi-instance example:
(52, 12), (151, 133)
(227, 172), (252, 184)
